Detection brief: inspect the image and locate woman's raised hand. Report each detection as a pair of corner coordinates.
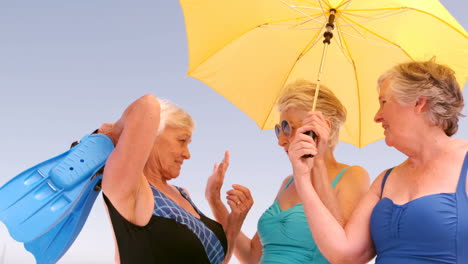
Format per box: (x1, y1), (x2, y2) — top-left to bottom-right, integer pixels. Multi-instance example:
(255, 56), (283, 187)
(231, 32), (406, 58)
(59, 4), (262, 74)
(288, 124), (317, 183)
(205, 151), (230, 203)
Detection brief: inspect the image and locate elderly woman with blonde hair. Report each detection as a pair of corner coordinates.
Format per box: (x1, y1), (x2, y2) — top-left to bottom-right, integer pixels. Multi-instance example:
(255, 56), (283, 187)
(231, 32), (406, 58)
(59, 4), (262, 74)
(98, 94), (251, 264)
(289, 59), (468, 264)
(206, 80), (370, 263)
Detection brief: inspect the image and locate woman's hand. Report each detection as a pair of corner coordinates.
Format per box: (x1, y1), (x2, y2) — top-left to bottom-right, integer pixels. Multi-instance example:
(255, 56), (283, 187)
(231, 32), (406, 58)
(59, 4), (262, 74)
(301, 112), (331, 160)
(226, 185), (254, 218)
(98, 122), (121, 145)
(205, 151), (230, 204)
(225, 185), (253, 246)
(288, 125), (318, 184)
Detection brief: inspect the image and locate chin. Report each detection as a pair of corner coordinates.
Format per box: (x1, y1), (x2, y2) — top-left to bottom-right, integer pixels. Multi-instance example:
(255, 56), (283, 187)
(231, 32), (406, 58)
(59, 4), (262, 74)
(384, 136), (394, 147)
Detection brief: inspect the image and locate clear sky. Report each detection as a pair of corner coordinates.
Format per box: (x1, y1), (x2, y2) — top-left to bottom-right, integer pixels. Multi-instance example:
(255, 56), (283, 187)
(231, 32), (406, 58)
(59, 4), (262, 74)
(0, 1), (466, 263)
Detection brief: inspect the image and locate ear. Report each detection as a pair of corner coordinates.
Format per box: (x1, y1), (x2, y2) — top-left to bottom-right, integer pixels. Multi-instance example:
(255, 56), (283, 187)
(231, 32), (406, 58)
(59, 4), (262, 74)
(325, 118), (332, 129)
(414, 96), (428, 114)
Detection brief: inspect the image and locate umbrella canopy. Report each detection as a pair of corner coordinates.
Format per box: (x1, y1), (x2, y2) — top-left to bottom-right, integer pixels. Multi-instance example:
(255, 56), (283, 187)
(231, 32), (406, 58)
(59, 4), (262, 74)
(179, 0), (468, 147)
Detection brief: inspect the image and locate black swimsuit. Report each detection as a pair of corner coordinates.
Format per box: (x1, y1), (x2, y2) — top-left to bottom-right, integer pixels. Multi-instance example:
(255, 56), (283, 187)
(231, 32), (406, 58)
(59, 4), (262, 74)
(103, 186), (227, 264)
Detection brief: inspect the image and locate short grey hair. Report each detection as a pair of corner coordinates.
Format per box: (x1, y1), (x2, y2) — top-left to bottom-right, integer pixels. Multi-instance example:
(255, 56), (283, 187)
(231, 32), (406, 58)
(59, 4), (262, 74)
(158, 99), (195, 134)
(378, 58), (464, 136)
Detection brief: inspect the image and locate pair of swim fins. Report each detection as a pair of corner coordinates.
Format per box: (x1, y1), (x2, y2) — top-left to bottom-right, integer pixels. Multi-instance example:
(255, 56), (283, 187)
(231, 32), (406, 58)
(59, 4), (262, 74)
(0, 133), (114, 264)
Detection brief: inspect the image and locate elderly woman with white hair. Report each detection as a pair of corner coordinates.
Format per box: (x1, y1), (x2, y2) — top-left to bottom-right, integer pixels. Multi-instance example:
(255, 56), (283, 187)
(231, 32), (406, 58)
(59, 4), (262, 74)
(289, 59), (468, 264)
(98, 94), (250, 264)
(206, 80), (370, 263)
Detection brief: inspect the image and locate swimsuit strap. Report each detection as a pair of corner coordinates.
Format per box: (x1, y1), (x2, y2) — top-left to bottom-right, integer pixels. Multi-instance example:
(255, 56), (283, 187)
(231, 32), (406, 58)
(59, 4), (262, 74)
(380, 168), (394, 198)
(331, 167), (350, 187)
(456, 152), (468, 195)
(279, 166), (351, 199)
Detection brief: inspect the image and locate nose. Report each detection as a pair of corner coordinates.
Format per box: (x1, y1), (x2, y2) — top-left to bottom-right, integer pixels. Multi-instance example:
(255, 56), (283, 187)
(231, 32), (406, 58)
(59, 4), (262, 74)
(374, 108), (383, 123)
(277, 132), (289, 150)
(182, 146), (191, 160)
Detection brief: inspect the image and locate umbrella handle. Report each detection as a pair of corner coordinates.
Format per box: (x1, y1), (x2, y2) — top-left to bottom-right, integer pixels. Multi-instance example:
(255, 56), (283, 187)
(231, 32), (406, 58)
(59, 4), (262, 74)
(302, 130), (318, 158)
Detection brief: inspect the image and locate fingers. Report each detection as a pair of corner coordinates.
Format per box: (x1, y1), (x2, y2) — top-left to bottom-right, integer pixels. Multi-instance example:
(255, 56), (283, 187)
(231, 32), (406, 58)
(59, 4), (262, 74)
(226, 185), (254, 211)
(288, 140), (318, 158)
(223, 150), (230, 168)
(302, 112), (330, 136)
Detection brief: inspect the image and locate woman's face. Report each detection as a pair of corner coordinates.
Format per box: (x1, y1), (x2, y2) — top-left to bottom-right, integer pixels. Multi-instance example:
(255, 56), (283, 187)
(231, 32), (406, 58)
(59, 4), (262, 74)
(151, 126), (192, 180)
(277, 107), (309, 153)
(374, 79), (415, 147)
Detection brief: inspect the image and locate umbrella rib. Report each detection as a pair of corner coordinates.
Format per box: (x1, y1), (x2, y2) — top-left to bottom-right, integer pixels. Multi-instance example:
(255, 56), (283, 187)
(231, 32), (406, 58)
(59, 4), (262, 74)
(297, 0), (322, 8)
(336, 31), (363, 147)
(338, 15), (369, 41)
(277, 0), (326, 25)
(317, 0), (328, 20)
(341, 15), (415, 60)
(296, 0), (322, 9)
(335, 0), (352, 12)
(321, 0), (332, 9)
(342, 7), (467, 37)
(333, 0), (353, 34)
(260, 13), (325, 30)
(334, 21), (354, 65)
(335, 18), (399, 49)
(260, 26), (324, 128)
(289, 6), (329, 11)
(338, 9), (409, 28)
(342, 8), (404, 20)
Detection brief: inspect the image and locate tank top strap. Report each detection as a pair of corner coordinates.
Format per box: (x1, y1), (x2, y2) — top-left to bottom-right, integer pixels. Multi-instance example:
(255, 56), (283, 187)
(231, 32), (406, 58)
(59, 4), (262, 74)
(380, 168), (394, 198)
(174, 186), (203, 215)
(275, 176), (295, 201)
(284, 176), (295, 190)
(331, 167), (350, 188)
(456, 152), (468, 195)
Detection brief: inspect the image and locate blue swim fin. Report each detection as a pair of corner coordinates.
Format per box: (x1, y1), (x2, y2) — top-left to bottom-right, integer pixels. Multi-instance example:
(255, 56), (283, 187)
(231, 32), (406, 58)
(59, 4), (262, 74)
(0, 134), (114, 242)
(24, 172), (103, 264)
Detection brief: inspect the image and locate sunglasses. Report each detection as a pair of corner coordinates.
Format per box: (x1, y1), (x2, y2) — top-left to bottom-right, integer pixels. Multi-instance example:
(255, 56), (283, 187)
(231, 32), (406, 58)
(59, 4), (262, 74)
(274, 120), (291, 139)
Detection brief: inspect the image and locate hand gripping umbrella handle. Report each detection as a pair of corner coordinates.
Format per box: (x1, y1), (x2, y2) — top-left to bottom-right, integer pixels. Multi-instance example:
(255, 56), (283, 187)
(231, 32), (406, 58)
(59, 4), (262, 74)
(302, 130), (318, 158)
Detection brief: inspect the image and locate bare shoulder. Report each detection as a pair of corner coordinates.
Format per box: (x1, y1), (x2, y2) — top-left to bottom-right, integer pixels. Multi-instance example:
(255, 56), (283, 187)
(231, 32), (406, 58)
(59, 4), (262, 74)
(458, 139), (468, 151)
(180, 186), (191, 197)
(273, 175), (293, 200)
(368, 169), (394, 198)
(281, 175), (294, 187)
(337, 165), (370, 189)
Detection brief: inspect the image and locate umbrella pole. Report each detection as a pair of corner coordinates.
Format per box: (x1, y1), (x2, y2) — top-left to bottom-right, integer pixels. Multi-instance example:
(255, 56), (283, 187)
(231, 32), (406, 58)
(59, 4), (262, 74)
(312, 9), (336, 112)
(312, 43), (329, 111)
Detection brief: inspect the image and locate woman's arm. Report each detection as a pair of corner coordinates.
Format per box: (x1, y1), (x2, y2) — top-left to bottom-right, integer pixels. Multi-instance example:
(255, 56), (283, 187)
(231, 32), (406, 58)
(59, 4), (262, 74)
(289, 125), (380, 264)
(304, 112), (370, 226)
(206, 151), (261, 264)
(100, 94), (161, 224)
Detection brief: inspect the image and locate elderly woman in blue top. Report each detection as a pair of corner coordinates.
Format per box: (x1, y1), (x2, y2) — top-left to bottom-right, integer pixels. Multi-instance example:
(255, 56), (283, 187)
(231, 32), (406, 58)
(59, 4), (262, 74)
(99, 94), (250, 264)
(206, 80), (370, 263)
(289, 59), (468, 263)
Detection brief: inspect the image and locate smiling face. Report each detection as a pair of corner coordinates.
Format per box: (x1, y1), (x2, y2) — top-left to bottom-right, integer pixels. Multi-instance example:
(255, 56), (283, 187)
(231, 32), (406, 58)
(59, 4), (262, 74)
(374, 79), (417, 147)
(150, 126), (192, 180)
(277, 107), (309, 153)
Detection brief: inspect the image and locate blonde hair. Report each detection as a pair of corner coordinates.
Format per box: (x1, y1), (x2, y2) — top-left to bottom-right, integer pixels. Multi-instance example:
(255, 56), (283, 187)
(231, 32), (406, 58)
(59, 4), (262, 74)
(158, 99), (195, 134)
(276, 80), (347, 149)
(378, 58), (464, 136)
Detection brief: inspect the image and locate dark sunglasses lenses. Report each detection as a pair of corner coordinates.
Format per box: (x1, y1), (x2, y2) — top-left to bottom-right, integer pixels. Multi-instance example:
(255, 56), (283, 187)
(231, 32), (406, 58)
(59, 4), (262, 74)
(281, 120), (291, 136)
(275, 124), (281, 138)
(275, 120), (291, 139)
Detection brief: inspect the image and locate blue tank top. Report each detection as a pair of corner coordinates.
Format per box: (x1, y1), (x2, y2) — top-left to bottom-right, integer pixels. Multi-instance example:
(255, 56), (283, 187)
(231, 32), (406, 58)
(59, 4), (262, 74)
(257, 167), (349, 264)
(370, 152), (468, 264)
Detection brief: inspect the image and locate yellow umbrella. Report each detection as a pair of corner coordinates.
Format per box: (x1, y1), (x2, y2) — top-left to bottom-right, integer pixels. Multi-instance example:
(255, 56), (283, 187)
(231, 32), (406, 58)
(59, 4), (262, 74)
(179, 0), (468, 147)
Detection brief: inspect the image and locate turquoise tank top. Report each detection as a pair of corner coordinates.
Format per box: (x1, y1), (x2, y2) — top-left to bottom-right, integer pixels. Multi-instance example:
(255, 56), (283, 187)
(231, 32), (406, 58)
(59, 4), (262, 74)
(257, 167), (349, 264)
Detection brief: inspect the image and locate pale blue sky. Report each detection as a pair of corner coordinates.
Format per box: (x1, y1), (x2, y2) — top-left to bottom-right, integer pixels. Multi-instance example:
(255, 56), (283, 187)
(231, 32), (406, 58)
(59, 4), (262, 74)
(0, 1), (466, 263)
